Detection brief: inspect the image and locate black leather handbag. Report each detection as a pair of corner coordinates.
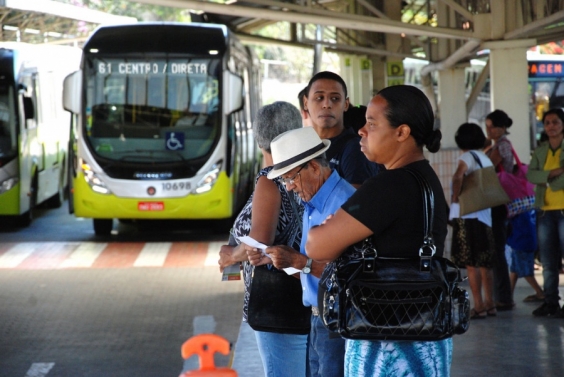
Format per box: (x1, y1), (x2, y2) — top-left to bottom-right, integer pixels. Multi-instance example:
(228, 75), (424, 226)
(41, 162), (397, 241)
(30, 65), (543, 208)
(318, 168), (470, 341)
(246, 190), (311, 335)
(247, 265), (311, 334)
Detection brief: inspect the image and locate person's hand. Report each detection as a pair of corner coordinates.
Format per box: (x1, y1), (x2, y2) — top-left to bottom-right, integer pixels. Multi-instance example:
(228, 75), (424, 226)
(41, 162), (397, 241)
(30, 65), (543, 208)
(549, 167), (564, 180)
(244, 246), (272, 266)
(265, 245), (301, 270)
(218, 245), (235, 272)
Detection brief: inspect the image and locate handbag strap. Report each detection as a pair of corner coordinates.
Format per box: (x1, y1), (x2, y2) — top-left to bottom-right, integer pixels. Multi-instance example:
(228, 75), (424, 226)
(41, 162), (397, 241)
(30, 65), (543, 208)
(469, 151), (483, 168)
(498, 146), (522, 173)
(404, 168), (436, 262)
(511, 147), (523, 167)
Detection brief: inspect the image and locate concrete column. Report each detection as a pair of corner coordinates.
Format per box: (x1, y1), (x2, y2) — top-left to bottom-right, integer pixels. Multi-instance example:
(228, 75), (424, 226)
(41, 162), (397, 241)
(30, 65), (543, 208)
(341, 55), (355, 101)
(486, 40), (536, 163)
(340, 55), (372, 106)
(437, 67), (467, 149)
(349, 56), (362, 105)
(359, 57), (373, 106)
(371, 57), (386, 96)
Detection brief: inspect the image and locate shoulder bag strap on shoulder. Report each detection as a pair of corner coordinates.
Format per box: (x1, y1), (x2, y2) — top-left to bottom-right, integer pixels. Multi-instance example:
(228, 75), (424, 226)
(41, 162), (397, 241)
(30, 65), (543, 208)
(468, 151), (483, 168)
(403, 168), (436, 261)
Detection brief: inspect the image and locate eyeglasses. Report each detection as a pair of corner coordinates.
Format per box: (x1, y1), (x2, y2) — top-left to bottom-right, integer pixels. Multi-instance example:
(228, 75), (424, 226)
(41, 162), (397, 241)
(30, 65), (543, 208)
(282, 163), (308, 186)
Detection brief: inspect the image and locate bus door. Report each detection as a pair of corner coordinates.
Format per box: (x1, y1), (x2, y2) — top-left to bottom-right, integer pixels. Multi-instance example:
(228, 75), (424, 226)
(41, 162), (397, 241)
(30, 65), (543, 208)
(17, 72), (39, 213)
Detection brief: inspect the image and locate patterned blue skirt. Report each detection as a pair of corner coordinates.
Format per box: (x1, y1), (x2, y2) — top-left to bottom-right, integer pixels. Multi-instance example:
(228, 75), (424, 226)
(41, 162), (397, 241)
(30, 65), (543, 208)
(345, 338), (453, 377)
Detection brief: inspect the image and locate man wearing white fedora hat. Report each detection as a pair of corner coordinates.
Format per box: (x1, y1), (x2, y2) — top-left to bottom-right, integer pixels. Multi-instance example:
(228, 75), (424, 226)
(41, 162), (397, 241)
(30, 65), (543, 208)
(249, 126), (355, 377)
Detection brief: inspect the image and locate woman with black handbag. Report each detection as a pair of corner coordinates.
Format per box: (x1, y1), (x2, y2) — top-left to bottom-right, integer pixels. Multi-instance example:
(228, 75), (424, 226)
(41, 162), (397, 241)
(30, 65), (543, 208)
(218, 102), (309, 377)
(306, 85), (452, 376)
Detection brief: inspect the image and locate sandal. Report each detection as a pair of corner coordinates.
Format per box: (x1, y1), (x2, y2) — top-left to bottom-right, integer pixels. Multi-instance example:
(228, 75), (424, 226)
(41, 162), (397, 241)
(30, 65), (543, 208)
(470, 308), (487, 319)
(486, 307), (497, 316)
(523, 294), (545, 303)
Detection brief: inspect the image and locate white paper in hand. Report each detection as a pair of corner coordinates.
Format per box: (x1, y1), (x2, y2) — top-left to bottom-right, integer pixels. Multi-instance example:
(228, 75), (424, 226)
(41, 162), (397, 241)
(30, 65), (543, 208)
(237, 235), (301, 275)
(449, 202), (460, 220)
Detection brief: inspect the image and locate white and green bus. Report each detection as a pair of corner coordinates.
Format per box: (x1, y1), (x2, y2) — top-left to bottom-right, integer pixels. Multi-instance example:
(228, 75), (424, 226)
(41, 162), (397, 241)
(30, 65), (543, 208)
(0, 42), (81, 226)
(63, 23), (261, 235)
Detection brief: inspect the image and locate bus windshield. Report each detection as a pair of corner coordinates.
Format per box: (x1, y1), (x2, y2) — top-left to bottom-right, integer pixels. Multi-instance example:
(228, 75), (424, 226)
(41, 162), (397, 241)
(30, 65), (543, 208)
(0, 78), (16, 162)
(84, 57), (221, 163)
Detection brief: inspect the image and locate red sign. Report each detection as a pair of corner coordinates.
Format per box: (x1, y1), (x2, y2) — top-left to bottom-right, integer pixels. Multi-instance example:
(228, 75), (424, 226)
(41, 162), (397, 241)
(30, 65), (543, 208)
(138, 202), (164, 211)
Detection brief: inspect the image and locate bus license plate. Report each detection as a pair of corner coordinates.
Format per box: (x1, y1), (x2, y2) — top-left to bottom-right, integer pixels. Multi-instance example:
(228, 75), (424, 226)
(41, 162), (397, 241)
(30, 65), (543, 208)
(138, 202), (164, 211)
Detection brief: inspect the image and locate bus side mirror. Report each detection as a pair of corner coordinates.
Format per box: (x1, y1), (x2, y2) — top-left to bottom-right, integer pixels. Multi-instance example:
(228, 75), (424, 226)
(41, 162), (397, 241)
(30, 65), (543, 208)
(223, 71), (243, 115)
(63, 70), (82, 114)
(22, 97), (34, 120)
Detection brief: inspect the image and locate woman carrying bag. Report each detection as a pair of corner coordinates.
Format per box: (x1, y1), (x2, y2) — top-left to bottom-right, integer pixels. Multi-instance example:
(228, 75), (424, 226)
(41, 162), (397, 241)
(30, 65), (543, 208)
(306, 85), (451, 376)
(450, 123), (497, 319)
(483, 109), (515, 311)
(526, 108), (564, 317)
(217, 102), (309, 376)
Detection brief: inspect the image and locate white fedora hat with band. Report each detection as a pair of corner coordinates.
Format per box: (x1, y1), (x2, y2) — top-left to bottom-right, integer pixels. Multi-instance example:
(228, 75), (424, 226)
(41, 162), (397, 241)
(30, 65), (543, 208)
(267, 127), (331, 180)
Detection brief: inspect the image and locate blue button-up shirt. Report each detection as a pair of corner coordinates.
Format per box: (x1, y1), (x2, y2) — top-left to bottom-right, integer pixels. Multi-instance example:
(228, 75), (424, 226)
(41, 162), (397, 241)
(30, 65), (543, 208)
(300, 170), (356, 307)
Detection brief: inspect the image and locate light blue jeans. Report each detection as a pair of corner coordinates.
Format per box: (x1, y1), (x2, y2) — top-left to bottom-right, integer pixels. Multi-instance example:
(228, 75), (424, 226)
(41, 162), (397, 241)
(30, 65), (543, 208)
(537, 209), (564, 304)
(254, 330), (308, 377)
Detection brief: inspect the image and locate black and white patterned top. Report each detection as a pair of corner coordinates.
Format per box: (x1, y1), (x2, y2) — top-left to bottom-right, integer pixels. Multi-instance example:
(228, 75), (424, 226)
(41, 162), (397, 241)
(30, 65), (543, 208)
(231, 166), (303, 321)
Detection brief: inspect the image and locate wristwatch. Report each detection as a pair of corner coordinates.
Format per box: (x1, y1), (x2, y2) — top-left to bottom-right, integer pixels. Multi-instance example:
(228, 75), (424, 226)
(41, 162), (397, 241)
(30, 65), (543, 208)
(302, 258), (313, 274)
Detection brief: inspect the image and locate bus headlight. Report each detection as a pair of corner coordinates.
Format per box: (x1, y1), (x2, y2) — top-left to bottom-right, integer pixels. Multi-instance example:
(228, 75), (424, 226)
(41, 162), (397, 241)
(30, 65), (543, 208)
(0, 177), (18, 194)
(82, 162), (111, 195)
(193, 161), (222, 194)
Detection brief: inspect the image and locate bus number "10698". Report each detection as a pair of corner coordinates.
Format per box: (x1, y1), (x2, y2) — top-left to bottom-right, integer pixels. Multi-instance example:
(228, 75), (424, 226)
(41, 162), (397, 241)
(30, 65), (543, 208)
(162, 182), (191, 191)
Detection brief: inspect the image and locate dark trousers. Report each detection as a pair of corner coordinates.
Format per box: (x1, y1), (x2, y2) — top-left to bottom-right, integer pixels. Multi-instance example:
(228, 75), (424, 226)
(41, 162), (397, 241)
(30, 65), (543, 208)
(491, 204), (513, 304)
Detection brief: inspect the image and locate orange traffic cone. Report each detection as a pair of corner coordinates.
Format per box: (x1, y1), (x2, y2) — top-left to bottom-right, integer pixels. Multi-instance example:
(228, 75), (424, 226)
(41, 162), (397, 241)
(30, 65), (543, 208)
(179, 334), (237, 377)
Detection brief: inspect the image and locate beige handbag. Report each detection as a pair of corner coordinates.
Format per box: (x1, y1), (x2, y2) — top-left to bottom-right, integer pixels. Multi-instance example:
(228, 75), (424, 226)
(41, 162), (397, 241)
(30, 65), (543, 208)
(458, 152), (510, 216)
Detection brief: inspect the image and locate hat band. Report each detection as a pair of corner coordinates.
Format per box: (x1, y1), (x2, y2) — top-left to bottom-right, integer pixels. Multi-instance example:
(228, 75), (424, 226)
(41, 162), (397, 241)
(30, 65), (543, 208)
(273, 142), (326, 171)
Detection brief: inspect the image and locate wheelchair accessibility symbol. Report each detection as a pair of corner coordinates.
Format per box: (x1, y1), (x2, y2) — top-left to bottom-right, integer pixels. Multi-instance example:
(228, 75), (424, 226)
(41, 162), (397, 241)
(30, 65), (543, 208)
(165, 132), (185, 150)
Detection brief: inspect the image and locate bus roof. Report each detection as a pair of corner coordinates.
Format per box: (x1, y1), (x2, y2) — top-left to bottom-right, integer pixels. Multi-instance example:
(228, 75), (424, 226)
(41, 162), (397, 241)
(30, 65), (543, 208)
(83, 22), (231, 55)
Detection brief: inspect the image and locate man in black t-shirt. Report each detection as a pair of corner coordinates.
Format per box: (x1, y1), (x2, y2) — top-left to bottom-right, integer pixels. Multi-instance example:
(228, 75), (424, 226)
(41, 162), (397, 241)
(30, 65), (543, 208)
(303, 71), (379, 187)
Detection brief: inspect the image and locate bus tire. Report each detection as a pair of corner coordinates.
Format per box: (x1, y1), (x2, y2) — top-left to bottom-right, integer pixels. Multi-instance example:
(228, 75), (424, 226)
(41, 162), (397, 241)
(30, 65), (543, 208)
(17, 174), (38, 227)
(213, 218), (233, 234)
(17, 209), (33, 227)
(93, 219), (113, 235)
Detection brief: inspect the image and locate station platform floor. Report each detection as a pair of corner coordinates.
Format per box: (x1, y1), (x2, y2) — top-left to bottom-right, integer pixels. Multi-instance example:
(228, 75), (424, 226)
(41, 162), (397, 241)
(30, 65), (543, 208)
(229, 269), (564, 377)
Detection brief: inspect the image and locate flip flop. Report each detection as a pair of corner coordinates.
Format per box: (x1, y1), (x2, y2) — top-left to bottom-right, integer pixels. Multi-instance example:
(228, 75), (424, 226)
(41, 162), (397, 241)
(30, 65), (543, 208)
(470, 308), (487, 319)
(486, 307), (497, 316)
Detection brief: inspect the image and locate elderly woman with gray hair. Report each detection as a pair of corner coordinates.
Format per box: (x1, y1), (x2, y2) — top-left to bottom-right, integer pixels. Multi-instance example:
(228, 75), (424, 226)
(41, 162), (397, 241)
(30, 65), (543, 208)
(218, 101), (308, 376)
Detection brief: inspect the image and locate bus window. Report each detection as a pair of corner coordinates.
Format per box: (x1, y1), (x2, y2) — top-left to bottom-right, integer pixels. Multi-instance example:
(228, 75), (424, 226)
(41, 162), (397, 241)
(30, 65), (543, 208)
(85, 57), (222, 162)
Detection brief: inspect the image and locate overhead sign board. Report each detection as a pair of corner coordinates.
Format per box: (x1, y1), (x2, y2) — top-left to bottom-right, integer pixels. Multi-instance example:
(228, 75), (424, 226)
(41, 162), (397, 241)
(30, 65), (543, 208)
(387, 61), (404, 77)
(386, 61), (404, 86)
(528, 61), (564, 78)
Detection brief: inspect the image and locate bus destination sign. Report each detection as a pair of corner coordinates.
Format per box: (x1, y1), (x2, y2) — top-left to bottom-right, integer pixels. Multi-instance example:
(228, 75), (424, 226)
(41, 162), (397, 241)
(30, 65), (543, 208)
(97, 61), (208, 75)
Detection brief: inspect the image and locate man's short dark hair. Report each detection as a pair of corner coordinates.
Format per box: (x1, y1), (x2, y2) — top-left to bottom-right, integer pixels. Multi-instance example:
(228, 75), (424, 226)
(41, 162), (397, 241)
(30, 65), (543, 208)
(297, 86), (307, 111)
(305, 71), (348, 99)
